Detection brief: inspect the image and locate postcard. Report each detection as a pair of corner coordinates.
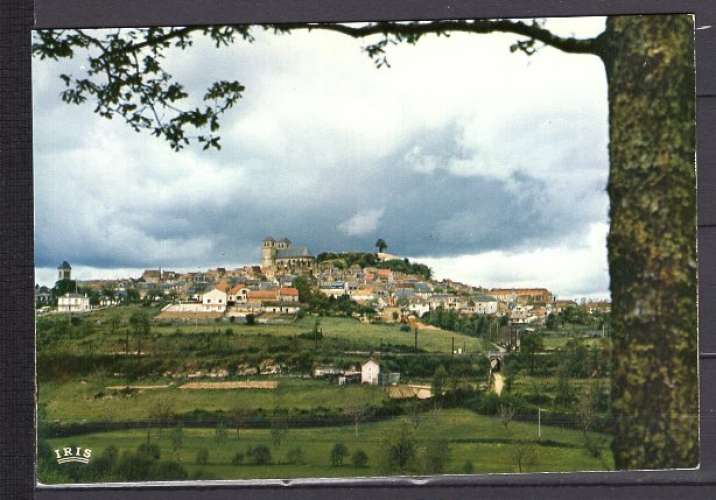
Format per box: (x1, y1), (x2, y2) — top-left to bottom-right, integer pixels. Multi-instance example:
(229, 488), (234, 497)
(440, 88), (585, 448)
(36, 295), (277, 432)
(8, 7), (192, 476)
(33, 15), (697, 484)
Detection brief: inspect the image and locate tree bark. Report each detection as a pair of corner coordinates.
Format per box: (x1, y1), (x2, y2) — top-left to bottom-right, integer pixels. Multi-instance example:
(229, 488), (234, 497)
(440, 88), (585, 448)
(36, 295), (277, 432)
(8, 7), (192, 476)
(598, 15), (698, 469)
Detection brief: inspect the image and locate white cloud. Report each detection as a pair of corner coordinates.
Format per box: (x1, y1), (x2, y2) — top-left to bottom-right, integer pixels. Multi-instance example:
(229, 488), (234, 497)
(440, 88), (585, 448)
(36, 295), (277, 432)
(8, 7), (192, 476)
(337, 208), (385, 237)
(33, 18), (611, 296)
(416, 222), (609, 299)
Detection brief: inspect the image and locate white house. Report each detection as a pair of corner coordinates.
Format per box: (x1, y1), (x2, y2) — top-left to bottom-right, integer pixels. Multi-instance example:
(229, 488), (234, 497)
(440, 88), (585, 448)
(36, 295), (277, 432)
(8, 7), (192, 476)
(471, 295), (498, 315)
(361, 359), (380, 385)
(57, 293), (91, 313)
(202, 287), (227, 312)
(407, 302), (430, 318)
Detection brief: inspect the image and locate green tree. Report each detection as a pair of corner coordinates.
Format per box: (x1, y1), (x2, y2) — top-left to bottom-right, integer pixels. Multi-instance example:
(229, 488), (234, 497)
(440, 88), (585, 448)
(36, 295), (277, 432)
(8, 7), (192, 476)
(432, 365), (448, 405)
(510, 439), (539, 473)
(247, 445), (272, 465)
(379, 423), (417, 474)
(231, 451), (245, 465)
(148, 397), (175, 438)
(52, 278), (77, 298)
(215, 420), (228, 442)
(109, 313), (120, 338)
(128, 310), (151, 356)
(519, 333), (544, 374)
(375, 238), (388, 253)
(352, 449), (369, 468)
(330, 442), (348, 467)
(34, 15), (698, 469)
(169, 424), (184, 457)
(554, 366), (575, 407)
(422, 439), (451, 474)
(125, 288), (140, 304)
(545, 313), (559, 331)
(270, 415), (289, 447)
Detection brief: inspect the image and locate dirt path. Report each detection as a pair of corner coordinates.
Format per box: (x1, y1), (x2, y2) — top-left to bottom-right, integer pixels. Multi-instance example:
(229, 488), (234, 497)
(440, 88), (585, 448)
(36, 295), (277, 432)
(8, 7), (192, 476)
(492, 373), (505, 396)
(179, 381), (278, 390)
(105, 384), (171, 390)
(413, 321), (441, 331)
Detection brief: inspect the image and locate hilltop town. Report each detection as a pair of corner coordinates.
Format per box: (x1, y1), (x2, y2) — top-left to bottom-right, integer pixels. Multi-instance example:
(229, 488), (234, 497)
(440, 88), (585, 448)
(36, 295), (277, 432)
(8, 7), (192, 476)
(36, 237), (615, 481)
(38, 237), (610, 334)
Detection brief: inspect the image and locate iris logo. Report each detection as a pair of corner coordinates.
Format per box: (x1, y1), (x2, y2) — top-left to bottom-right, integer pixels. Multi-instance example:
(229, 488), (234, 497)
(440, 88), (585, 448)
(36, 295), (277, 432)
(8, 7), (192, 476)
(54, 446), (92, 464)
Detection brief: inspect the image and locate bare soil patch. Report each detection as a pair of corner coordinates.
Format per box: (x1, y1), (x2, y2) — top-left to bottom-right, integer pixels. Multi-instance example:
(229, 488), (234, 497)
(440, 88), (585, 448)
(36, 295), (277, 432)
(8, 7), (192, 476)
(179, 380), (279, 390)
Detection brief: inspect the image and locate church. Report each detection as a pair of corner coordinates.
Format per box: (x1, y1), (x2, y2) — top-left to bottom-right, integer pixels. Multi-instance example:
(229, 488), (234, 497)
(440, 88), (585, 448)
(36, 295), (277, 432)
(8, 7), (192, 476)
(261, 237), (315, 277)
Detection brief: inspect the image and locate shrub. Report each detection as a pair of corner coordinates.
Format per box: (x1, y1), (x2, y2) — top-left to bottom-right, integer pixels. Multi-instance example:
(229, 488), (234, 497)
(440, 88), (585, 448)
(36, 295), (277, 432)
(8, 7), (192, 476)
(351, 449), (369, 468)
(231, 451), (245, 465)
(399, 324), (411, 332)
(248, 445), (272, 465)
(330, 442), (348, 466)
(422, 439), (450, 474)
(196, 447), (209, 465)
(462, 460), (475, 474)
(215, 421), (228, 442)
(115, 450), (154, 481)
(378, 423), (417, 474)
(137, 442), (161, 460)
(151, 460), (188, 480)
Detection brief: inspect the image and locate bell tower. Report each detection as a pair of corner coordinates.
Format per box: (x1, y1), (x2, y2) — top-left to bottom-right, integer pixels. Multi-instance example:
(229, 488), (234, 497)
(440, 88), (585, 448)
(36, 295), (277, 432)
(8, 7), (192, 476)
(261, 237), (276, 275)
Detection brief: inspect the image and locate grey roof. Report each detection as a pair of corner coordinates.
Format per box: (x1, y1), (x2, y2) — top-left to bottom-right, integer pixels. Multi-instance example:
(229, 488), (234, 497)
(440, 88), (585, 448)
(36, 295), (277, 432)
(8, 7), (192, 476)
(276, 246), (312, 258)
(473, 295), (497, 302)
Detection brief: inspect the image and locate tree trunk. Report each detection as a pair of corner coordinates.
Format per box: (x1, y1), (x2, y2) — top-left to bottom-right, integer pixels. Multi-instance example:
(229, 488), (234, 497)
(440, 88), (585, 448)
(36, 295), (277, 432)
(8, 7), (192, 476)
(599, 15), (698, 469)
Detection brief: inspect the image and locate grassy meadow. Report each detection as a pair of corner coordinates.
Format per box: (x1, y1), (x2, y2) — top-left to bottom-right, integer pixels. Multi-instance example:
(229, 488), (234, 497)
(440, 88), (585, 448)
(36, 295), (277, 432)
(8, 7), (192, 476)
(43, 409), (613, 481)
(37, 305), (613, 483)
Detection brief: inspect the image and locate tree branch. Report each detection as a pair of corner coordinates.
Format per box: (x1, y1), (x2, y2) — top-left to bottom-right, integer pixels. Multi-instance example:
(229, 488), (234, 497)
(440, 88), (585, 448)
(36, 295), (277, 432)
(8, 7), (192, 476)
(99, 20), (600, 58)
(281, 19), (601, 55)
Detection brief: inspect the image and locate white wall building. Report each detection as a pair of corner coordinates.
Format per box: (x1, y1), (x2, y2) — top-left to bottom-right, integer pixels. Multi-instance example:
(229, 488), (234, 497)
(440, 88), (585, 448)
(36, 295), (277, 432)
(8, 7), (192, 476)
(361, 359), (380, 385)
(57, 293), (90, 313)
(202, 288), (227, 312)
(472, 296), (498, 315)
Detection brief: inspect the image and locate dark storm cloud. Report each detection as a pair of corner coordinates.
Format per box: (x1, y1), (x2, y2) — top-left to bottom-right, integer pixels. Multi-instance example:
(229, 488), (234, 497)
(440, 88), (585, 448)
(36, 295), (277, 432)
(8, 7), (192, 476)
(33, 22), (609, 290)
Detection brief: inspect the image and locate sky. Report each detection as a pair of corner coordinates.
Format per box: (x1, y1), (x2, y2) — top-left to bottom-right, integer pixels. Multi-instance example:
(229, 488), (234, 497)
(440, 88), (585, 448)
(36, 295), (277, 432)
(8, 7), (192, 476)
(33, 17), (610, 299)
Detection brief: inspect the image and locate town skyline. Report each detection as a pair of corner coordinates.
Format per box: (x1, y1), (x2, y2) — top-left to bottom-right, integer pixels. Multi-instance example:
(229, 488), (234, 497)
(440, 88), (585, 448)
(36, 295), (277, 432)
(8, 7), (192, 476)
(35, 232), (610, 302)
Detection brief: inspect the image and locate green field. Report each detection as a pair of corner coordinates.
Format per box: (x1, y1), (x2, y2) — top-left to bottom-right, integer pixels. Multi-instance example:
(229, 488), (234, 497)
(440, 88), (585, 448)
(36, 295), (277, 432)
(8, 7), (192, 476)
(40, 378), (390, 423)
(150, 316), (481, 354)
(42, 409), (613, 482)
(38, 306), (614, 482)
(39, 310), (482, 355)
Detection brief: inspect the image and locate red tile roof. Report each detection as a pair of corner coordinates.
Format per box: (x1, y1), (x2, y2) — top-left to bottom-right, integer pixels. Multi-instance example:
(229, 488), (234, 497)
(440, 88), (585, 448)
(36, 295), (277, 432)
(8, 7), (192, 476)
(248, 290), (278, 300)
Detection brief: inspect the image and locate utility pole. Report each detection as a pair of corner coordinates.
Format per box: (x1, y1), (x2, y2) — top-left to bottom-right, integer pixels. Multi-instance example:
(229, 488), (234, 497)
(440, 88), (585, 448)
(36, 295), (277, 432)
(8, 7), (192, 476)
(538, 408), (542, 439)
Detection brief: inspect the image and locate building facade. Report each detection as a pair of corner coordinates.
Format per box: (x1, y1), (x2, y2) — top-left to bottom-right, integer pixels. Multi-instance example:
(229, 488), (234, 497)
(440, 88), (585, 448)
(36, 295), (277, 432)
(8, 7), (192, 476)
(57, 261), (72, 281)
(57, 293), (90, 313)
(261, 237), (315, 277)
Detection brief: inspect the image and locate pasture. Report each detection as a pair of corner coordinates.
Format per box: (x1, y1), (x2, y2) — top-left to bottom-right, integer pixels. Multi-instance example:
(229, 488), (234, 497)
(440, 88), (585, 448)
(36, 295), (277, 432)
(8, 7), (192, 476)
(42, 409), (613, 482)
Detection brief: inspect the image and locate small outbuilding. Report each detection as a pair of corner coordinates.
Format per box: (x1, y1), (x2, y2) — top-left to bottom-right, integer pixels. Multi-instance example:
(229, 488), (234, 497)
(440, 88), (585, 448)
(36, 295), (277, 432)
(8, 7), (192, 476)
(361, 359), (380, 385)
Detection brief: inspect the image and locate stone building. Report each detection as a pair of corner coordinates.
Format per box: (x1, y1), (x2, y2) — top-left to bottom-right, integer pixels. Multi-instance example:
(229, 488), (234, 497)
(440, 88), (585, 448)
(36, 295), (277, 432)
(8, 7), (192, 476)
(260, 237), (315, 277)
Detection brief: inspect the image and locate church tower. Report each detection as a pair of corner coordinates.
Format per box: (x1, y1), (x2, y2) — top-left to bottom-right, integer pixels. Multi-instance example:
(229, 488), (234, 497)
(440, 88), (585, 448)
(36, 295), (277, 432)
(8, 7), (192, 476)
(261, 237), (277, 276)
(57, 261), (72, 281)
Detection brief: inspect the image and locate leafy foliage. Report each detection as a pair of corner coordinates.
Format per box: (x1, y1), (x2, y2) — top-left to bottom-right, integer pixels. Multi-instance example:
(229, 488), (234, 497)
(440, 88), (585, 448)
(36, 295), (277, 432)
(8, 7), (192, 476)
(330, 442), (348, 466)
